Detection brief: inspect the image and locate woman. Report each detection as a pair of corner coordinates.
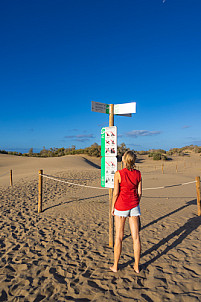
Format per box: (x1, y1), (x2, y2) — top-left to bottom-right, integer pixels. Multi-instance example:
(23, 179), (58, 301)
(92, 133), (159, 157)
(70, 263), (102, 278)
(110, 150), (142, 273)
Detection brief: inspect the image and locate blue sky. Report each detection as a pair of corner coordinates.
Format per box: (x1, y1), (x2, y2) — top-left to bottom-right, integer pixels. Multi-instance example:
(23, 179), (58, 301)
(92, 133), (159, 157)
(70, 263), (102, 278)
(1, 0), (201, 152)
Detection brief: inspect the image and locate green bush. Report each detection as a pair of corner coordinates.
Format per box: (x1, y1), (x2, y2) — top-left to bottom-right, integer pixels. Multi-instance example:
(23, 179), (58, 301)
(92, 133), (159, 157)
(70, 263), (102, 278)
(117, 143), (130, 159)
(0, 150), (8, 154)
(153, 153), (162, 160)
(137, 151), (149, 155)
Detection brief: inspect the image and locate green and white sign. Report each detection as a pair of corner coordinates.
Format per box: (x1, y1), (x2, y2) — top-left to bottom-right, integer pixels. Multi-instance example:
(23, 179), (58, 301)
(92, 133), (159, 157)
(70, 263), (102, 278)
(101, 126), (117, 188)
(101, 156), (117, 188)
(101, 126), (117, 157)
(91, 101), (110, 114)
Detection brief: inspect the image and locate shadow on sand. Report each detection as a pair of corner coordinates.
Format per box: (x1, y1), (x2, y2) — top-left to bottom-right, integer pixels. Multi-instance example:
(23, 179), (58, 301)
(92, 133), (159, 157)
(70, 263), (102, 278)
(82, 157), (101, 169)
(120, 199), (200, 270)
(141, 199), (197, 231)
(141, 215), (201, 270)
(42, 193), (108, 212)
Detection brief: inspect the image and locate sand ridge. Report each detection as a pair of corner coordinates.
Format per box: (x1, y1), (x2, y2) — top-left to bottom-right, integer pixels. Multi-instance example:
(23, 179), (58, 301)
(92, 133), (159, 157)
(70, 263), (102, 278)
(0, 154), (201, 301)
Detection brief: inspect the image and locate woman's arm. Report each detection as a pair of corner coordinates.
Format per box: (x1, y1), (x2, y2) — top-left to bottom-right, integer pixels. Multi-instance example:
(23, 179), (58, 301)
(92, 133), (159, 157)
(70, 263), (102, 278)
(138, 179), (142, 202)
(111, 171), (120, 215)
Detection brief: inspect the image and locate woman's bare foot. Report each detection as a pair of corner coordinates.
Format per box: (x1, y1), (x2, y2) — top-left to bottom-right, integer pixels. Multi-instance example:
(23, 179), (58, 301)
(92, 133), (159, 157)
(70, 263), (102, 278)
(133, 264), (140, 274)
(110, 265), (118, 272)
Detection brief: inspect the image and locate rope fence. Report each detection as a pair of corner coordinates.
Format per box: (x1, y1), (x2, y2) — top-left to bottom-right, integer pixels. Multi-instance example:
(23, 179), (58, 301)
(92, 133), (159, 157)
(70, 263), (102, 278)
(37, 170), (201, 217)
(142, 180), (196, 191)
(40, 173), (196, 191)
(41, 173), (107, 190)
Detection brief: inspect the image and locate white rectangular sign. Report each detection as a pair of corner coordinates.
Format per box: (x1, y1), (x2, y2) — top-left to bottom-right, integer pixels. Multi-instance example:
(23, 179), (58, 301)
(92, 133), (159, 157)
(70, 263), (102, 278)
(114, 102), (136, 115)
(91, 101), (109, 114)
(101, 126), (117, 157)
(101, 156), (117, 188)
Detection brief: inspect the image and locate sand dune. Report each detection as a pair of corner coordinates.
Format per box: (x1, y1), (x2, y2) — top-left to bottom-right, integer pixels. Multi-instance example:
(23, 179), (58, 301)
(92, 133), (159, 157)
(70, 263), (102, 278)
(0, 154), (101, 187)
(0, 154), (201, 301)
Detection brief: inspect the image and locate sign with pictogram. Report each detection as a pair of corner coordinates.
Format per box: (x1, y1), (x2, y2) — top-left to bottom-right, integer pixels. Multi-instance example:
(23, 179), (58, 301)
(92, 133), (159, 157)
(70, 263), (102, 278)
(101, 156), (117, 188)
(101, 126), (117, 157)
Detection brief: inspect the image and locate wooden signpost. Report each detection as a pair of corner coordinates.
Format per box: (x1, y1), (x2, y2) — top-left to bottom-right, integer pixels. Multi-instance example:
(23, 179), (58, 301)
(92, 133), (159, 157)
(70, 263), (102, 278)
(92, 101), (136, 247)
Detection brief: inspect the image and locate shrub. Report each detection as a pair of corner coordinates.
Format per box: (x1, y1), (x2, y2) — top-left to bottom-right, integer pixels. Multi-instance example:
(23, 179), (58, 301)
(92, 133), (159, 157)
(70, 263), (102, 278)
(137, 151), (149, 155)
(153, 153), (162, 160)
(0, 150), (8, 154)
(117, 143), (130, 159)
(84, 143), (101, 157)
(194, 146), (201, 153)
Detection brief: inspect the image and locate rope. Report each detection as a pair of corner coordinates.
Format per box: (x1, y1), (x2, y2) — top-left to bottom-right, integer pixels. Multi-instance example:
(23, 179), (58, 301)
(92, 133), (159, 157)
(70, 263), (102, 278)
(143, 180), (196, 191)
(40, 174), (196, 191)
(41, 174), (107, 190)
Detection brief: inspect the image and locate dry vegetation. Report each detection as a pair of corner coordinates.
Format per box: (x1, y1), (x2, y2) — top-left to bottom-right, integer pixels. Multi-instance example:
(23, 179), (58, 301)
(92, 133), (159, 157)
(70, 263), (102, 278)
(0, 144), (201, 161)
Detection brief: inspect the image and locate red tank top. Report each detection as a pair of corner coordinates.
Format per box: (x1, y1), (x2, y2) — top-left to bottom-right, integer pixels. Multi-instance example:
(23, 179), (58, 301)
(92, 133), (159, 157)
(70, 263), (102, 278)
(115, 168), (141, 211)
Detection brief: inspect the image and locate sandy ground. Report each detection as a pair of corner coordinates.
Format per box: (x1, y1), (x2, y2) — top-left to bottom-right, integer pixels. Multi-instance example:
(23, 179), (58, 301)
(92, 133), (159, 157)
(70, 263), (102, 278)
(0, 153), (201, 301)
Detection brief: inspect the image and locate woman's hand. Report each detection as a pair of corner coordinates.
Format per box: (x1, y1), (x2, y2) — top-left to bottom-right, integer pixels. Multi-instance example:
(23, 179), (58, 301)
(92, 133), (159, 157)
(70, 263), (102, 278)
(111, 171), (120, 216)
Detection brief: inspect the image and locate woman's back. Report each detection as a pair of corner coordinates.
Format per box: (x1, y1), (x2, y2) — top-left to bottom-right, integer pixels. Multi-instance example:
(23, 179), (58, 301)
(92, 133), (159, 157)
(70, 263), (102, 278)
(115, 168), (141, 211)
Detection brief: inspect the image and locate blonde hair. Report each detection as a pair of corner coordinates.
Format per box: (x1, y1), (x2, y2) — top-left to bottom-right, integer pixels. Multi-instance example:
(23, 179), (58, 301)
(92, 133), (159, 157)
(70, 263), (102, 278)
(123, 151), (136, 170)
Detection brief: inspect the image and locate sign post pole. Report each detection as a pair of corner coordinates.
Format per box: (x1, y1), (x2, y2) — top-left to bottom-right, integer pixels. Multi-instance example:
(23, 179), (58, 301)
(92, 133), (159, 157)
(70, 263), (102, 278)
(91, 100), (137, 248)
(109, 104), (114, 248)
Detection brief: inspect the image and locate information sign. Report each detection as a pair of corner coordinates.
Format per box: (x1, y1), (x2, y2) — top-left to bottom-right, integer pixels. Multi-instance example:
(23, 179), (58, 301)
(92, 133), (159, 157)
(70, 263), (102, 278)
(101, 126), (117, 157)
(101, 156), (117, 188)
(114, 102), (136, 115)
(91, 101), (110, 114)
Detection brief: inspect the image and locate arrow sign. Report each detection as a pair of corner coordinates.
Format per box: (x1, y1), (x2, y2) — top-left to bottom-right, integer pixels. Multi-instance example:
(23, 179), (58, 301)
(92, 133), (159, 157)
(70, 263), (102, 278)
(114, 102), (136, 115)
(92, 101), (136, 117)
(91, 101), (110, 114)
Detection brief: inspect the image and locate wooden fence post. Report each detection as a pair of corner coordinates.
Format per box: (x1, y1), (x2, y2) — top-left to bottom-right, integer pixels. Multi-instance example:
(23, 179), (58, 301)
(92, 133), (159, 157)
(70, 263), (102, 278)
(196, 176), (201, 216)
(176, 164), (178, 173)
(162, 164), (164, 174)
(109, 104), (114, 248)
(38, 170), (43, 213)
(10, 170), (13, 187)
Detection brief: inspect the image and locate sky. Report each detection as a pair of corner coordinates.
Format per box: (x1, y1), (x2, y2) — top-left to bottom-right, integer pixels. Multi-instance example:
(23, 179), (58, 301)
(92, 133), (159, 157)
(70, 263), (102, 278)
(0, 0), (201, 152)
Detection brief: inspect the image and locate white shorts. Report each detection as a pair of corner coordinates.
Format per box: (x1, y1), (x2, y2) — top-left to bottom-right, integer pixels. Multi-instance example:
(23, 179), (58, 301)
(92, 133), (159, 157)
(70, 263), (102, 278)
(114, 205), (141, 217)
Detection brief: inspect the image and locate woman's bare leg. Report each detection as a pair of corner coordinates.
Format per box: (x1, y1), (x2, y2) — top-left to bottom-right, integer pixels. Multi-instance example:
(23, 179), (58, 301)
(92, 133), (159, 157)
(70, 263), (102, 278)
(129, 216), (141, 273)
(110, 216), (126, 272)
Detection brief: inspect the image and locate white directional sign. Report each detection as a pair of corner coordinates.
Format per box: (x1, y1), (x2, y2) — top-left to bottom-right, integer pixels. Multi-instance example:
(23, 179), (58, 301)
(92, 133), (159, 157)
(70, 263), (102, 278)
(114, 102), (136, 115)
(101, 126), (117, 157)
(91, 101), (110, 114)
(101, 156), (117, 188)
